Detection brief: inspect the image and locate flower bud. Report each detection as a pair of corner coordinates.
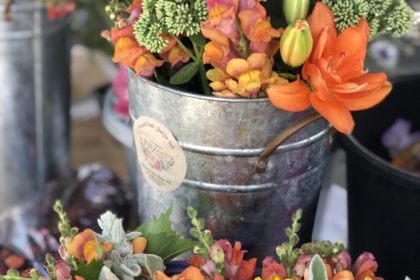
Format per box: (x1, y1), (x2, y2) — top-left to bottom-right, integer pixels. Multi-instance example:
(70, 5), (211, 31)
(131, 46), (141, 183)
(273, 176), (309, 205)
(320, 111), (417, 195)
(280, 20), (313, 68)
(283, 0), (310, 24)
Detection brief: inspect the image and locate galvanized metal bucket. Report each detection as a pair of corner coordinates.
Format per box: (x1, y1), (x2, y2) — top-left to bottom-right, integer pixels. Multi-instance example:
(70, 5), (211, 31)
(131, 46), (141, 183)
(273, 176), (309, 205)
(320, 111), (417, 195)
(0, 1), (70, 212)
(128, 72), (331, 258)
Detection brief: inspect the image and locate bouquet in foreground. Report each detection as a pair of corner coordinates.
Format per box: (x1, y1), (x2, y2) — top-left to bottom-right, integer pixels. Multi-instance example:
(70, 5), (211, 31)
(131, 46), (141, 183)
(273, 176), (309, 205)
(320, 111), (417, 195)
(103, 0), (415, 135)
(0, 203), (384, 280)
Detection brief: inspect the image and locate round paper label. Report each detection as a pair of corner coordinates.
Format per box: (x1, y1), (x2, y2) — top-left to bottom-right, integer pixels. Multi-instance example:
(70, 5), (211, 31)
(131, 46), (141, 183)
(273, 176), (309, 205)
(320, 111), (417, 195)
(133, 116), (187, 192)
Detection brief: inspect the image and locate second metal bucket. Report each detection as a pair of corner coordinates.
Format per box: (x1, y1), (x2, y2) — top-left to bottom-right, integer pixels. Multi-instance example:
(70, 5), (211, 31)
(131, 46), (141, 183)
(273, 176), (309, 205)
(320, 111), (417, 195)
(0, 1), (70, 212)
(129, 72), (331, 258)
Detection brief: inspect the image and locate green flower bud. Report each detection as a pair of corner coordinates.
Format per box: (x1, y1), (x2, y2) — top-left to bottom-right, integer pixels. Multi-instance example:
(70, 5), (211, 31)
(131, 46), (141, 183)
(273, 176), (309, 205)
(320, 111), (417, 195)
(280, 20), (313, 68)
(283, 0), (310, 24)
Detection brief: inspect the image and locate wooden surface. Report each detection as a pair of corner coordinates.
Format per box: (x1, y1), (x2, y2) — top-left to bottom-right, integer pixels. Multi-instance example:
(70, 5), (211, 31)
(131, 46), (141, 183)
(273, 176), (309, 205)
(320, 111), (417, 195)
(70, 116), (129, 181)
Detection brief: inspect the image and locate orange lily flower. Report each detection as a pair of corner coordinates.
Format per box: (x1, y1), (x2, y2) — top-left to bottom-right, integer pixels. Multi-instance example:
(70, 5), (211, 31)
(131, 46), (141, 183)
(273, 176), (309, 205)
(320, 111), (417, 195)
(267, 2), (392, 134)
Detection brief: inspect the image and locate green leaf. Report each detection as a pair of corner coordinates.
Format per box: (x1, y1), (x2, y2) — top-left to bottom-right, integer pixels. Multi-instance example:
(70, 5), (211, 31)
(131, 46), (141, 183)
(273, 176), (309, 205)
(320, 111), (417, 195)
(189, 34), (206, 47)
(75, 260), (104, 280)
(308, 255), (328, 280)
(170, 61), (199, 85)
(137, 208), (196, 262)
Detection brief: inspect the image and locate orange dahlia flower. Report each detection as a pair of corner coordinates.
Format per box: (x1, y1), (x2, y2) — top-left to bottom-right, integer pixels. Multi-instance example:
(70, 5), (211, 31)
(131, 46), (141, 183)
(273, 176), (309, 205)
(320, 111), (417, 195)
(267, 2), (392, 134)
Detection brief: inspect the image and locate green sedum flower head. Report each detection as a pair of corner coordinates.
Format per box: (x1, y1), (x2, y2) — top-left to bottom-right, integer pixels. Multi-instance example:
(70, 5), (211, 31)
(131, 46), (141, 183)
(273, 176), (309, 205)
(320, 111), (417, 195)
(322, 0), (415, 38)
(134, 0), (208, 53)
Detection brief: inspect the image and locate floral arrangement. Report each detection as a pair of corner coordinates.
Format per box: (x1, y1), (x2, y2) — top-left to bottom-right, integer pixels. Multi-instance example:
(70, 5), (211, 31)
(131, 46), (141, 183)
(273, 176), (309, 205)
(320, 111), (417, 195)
(102, 0), (415, 135)
(0, 202), (383, 280)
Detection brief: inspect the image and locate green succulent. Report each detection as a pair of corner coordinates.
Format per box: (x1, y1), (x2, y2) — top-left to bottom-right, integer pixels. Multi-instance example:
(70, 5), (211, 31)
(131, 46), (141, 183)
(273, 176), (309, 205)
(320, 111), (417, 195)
(134, 0), (208, 53)
(322, 0), (415, 38)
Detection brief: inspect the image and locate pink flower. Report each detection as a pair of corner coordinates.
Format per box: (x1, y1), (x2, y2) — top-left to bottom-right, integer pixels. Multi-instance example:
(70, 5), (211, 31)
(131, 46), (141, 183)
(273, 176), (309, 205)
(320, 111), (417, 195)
(353, 252), (383, 280)
(261, 257), (287, 280)
(112, 63), (129, 118)
(335, 252), (352, 272)
(215, 240), (256, 280)
(56, 261), (72, 280)
(294, 254), (312, 277)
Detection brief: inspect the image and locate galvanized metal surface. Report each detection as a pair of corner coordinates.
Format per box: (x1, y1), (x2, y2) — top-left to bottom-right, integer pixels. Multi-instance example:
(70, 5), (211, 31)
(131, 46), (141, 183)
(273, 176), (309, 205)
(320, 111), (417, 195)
(129, 72), (332, 258)
(0, 1), (70, 212)
(102, 89), (138, 196)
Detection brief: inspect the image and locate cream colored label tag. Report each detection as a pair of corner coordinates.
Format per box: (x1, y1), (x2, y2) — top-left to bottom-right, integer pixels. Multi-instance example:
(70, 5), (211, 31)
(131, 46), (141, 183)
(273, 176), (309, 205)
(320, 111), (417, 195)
(133, 116), (187, 192)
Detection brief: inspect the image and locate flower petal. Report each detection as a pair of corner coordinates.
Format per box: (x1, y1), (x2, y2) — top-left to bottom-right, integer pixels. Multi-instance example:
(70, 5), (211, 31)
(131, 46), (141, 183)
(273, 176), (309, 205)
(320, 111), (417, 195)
(310, 93), (354, 134)
(307, 2), (336, 47)
(267, 79), (311, 112)
(226, 58), (250, 78)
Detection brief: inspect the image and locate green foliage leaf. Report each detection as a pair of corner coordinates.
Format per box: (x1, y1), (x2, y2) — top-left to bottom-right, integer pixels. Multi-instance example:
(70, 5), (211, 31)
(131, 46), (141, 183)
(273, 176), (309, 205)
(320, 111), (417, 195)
(75, 260), (104, 280)
(189, 34), (206, 47)
(137, 208), (196, 262)
(308, 255), (328, 280)
(170, 62), (199, 85)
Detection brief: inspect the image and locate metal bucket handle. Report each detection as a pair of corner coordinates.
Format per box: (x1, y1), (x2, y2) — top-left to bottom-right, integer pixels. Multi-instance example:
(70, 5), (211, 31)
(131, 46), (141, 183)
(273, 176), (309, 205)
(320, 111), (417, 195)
(255, 112), (325, 173)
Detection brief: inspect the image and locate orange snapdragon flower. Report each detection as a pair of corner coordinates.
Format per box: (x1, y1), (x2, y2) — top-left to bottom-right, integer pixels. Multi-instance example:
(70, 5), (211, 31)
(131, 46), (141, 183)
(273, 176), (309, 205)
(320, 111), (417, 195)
(267, 2), (392, 134)
(111, 26), (165, 77)
(68, 230), (112, 263)
(154, 266), (205, 280)
(207, 53), (288, 98)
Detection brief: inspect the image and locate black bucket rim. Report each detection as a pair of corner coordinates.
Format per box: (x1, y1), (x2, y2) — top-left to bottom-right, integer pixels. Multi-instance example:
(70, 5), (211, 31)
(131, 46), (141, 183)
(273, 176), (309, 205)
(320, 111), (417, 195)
(340, 133), (420, 190)
(340, 73), (420, 190)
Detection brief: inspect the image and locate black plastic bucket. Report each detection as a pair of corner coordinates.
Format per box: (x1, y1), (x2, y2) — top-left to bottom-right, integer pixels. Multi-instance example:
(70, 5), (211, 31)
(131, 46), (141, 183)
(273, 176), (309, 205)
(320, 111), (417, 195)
(340, 75), (420, 279)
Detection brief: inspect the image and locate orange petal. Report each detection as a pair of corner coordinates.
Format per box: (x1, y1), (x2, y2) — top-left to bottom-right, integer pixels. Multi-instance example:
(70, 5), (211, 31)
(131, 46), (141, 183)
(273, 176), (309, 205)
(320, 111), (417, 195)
(330, 27), (367, 72)
(310, 93), (354, 134)
(333, 270), (355, 280)
(111, 26), (135, 43)
(247, 53), (269, 71)
(112, 37), (139, 62)
(355, 270), (375, 280)
(307, 2), (336, 46)
(210, 81), (228, 91)
(83, 239), (113, 264)
(203, 42), (225, 65)
(334, 81), (392, 111)
(206, 68), (228, 82)
(201, 26), (230, 47)
(179, 266), (205, 280)
(132, 237), (147, 254)
(302, 63), (329, 101)
(154, 271), (172, 280)
(226, 58), (250, 78)
(68, 229), (94, 260)
(267, 79), (311, 112)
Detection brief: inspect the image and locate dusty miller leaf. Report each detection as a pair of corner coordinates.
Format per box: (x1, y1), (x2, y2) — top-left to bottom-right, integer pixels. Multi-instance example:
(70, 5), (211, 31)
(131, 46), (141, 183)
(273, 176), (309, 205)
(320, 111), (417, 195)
(308, 255), (328, 280)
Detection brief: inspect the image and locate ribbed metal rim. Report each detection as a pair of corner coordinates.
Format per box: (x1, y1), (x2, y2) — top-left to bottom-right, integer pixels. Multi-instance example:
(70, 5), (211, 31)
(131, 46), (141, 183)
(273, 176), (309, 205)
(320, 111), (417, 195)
(342, 134), (420, 187)
(182, 162), (325, 192)
(178, 125), (331, 156)
(132, 70), (273, 103)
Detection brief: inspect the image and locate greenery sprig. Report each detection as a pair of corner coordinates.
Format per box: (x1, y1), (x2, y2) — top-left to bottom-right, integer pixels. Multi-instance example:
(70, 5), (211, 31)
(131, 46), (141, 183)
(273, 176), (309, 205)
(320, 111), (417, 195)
(53, 201), (78, 270)
(276, 209), (303, 278)
(187, 206), (226, 276)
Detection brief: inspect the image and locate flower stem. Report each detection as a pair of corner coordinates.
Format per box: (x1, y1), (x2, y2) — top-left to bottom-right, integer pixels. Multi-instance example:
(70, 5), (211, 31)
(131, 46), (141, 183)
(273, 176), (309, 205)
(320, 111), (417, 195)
(255, 112), (324, 173)
(192, 41), (212, 96)
(173, 36), (197, 61)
